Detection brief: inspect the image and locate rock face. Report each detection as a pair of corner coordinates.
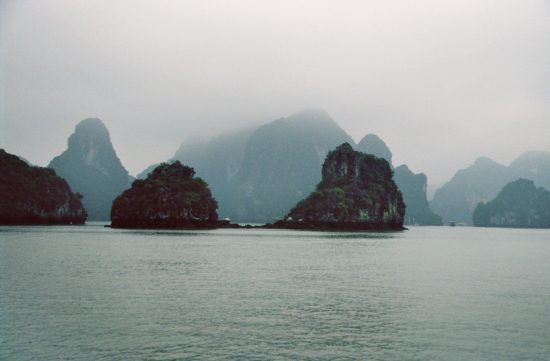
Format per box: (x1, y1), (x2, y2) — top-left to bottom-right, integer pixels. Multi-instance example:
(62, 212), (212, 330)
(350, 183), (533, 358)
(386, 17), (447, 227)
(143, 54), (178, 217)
(431, 151), (550, 225)
(111, 161), (218, 228)
(473, 178), (550, 228)
(0, 149), (87, 224)
(49, 118), (131, 220)
(394, 165), (443, 225)
(356, 134), (393, 165)
(276, 143), (405, 230)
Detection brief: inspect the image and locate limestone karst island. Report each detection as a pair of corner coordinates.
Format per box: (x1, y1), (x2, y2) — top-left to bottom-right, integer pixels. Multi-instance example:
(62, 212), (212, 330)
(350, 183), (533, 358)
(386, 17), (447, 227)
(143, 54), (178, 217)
(2, 111), (550, 230)
(272, 143), (405, 230)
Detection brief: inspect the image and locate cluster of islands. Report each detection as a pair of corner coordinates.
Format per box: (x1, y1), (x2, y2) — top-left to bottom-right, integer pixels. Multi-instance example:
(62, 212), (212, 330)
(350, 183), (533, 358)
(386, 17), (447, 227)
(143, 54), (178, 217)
(1, 109), (550, 230)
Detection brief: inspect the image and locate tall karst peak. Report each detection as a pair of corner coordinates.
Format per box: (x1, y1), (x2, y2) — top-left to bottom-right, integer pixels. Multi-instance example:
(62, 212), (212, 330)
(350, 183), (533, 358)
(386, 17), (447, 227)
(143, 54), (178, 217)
(49, 118), (131, 220)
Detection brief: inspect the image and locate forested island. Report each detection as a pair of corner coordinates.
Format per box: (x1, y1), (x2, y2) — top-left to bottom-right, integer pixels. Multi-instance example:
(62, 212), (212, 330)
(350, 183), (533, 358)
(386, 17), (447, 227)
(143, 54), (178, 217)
(3, 112), (549, 230)
(0, 149), (87, 225)
(473, 178), (550, 228)
(110, 161), (221, 229)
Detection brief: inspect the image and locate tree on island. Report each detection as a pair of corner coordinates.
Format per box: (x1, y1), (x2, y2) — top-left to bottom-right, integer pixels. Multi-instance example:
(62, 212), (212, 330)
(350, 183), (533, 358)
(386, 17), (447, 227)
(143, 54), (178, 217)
(111, 161), (218, 228)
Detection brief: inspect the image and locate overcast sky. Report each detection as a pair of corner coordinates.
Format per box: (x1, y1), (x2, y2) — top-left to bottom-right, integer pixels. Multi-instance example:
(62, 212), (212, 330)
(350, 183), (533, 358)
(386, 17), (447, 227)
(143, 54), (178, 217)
(1, 0), (549, 189)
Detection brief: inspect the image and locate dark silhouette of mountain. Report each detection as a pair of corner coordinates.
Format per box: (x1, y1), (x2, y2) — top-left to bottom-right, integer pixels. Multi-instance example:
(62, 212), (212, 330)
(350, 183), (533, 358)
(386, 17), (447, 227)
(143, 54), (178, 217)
(0, 149), (87, 224)
(431, 151), (550, 225)
(394, 165), (443, 225)
(226, 109), (354, 222)
(273, 143), (404, 230)
(356, 133), (393, 165)
(473, 178), (550, 228)
(111, 162), (218, 229)
(49, 118), (131, 220)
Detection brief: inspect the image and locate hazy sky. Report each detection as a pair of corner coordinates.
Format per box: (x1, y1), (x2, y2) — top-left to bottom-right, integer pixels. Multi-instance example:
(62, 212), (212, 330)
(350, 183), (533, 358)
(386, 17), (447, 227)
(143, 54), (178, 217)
(1, 0), (549, 189)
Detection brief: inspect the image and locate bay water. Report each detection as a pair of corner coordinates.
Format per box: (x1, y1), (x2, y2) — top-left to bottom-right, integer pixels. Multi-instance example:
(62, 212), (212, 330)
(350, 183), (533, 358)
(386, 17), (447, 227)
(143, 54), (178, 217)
(1, 225), (549, 360)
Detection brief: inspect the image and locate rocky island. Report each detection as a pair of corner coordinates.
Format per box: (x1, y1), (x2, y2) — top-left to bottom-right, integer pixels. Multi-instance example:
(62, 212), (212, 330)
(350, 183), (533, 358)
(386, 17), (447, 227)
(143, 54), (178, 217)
(272, 143), (405, 231)
(0, 149), (87, 225)
(473, 178), (550, 228)
(110, 161), (221, 229)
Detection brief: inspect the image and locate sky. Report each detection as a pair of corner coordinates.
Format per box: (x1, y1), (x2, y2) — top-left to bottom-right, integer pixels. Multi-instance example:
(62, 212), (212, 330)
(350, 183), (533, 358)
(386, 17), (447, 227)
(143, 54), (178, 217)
(1, 0), (549, 191)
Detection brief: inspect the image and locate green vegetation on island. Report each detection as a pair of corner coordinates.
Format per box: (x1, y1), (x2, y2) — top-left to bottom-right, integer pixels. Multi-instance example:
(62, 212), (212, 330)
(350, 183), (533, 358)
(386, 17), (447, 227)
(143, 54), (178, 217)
(274, 143), (405, 230)
(111, 161), (219, 228)
(473, 178), (550, 228)
(0, 149), (87, 225)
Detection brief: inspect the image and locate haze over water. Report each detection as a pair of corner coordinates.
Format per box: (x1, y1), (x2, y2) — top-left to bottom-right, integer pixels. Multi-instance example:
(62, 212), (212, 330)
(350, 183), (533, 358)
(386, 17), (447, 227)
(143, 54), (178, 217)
(2, 225), (549, 360)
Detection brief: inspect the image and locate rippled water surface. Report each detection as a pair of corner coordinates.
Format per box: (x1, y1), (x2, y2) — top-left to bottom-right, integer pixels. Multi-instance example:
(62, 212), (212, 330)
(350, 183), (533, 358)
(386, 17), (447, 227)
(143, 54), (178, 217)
(1, 225), (550, 360)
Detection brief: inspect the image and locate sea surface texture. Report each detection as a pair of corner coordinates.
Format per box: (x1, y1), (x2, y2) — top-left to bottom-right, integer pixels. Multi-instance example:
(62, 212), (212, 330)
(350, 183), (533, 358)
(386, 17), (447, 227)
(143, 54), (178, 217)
(1, 225), (549, 360)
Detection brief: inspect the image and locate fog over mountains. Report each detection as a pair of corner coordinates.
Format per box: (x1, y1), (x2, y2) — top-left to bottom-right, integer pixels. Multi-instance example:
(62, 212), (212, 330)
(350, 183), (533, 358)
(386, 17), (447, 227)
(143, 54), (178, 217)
(431, 151), (550, 225)
(138, 109), (443, 224)
(2, 1), (549, 189)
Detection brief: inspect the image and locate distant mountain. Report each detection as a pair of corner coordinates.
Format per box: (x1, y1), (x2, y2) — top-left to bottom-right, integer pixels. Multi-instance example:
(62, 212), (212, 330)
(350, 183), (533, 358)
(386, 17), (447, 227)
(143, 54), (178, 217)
(356, 134), (393, 165)
(275, 143), (404, 230)
(508, 151), (550, 190)
(0, 149), (87, 224)
(172, 126), (256, 218)
(431, 152), (550, 225)
(49, 118), (131, 220)
(226, 109), (354, 222)
(430, 157), (512, 225)
(473, 178), (550, 228)
(168, 111), (444, 223)
(394, 165), (443, 225)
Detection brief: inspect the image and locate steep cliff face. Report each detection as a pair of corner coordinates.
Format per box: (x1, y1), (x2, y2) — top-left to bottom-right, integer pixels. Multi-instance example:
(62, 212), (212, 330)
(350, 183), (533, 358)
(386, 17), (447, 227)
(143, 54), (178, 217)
(277, 143), (405, 230)
(0, 149), (87, 224)
(473, 178), (550, 228)
(111, 162), (218, 228)
(394, 165), (443, 225)
(49, 118), (131, 220)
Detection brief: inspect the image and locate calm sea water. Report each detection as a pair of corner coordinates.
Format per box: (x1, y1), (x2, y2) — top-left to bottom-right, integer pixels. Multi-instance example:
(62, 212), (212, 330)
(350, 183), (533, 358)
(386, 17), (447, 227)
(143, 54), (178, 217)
(1, 224), (549, 360)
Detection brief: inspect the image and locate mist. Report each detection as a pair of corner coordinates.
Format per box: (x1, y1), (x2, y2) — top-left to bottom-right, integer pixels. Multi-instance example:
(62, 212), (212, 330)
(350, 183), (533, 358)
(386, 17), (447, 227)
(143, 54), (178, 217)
(1, 0), (549, 187)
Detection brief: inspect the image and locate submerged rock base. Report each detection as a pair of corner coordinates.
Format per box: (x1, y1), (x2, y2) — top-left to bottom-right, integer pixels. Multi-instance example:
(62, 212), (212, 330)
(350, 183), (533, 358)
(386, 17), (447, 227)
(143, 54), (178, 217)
(268, 220), (405, 231)
(0, 216), (86, 226)
(109, 219), (238, 229)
